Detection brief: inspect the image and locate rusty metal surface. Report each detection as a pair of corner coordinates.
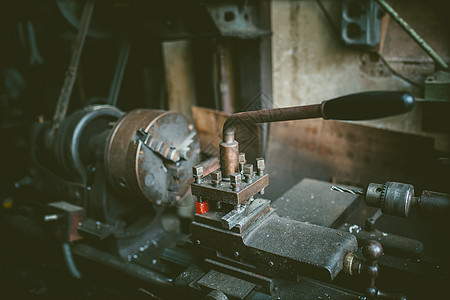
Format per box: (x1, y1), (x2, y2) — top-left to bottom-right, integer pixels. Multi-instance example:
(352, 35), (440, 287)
(105, 109), (166, 198)
(272, 178), (360, 228)
(219, 138), (239, 178)
(223, 104), (322, 138)
(105, 109), (200, 205)
(191, 172), (268, 205)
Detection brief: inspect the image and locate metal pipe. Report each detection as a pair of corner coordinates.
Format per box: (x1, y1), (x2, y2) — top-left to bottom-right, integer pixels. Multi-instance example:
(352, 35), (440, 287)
(375, 0), (448, 70)
(52, 0), (95, 125)
(72, 243), (173, 287)
(222, 91), (415, 141)
(222, 104), (322, 140)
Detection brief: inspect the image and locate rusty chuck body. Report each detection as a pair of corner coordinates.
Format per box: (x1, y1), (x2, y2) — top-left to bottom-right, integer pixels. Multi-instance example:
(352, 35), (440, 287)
(105, 109), (200, 206)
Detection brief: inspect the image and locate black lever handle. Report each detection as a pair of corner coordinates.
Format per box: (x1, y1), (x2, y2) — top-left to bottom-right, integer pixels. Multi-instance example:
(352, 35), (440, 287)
(321, 91), (415, 121)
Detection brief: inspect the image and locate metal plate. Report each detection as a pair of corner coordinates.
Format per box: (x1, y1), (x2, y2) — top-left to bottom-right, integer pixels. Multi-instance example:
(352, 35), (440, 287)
(272, 178), (360, 228)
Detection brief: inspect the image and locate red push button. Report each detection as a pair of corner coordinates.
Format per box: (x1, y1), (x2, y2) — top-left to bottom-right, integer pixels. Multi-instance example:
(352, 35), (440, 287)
(195, 200), (209, 215)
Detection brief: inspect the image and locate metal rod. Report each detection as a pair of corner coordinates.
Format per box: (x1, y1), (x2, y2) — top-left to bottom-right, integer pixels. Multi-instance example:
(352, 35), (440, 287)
(222, 104), (323, 140)
(375, 0), (448, 70)
(52, 0), (95, 125)
(108, 35), (132, 106)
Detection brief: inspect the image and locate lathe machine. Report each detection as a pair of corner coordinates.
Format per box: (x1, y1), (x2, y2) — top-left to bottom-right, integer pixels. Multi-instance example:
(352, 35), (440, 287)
(2, 89), (449, 299)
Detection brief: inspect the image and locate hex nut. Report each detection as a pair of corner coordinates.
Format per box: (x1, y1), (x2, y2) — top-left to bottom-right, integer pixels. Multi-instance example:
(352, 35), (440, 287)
(192, 165), (203, 177)
(230, 173), (241, 184)
(211, 170), (222, 185)
(256, 158), (265, 171)
(243, 164), (253, 175)
(243, 164), (254, 183)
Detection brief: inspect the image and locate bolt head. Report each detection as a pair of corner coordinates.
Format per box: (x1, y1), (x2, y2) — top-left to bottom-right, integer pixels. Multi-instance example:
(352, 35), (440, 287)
(211, 170), (222, 182)
(243, 164), (253, 175)
(192, 165), (203, 177)
(256, 158), (265, 171)
(230, 173), (241, 184)
(239, 153), (246, 163)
